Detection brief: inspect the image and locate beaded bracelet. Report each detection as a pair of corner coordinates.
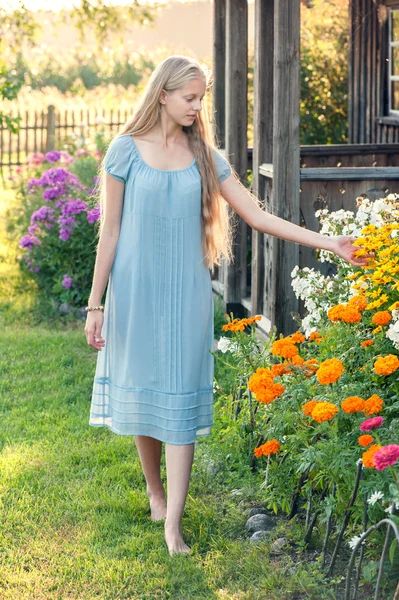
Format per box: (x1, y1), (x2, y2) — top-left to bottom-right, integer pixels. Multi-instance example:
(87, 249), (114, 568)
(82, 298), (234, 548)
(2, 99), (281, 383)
(85, 305), (104, 312)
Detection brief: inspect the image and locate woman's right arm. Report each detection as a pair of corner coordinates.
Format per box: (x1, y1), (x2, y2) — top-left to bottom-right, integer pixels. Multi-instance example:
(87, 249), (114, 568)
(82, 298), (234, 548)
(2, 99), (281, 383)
(84, 173), (125, 351)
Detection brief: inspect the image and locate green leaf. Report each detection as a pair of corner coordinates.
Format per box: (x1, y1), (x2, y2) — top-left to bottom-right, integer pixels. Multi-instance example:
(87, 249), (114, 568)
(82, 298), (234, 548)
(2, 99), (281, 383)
(389, 538), (398, 566)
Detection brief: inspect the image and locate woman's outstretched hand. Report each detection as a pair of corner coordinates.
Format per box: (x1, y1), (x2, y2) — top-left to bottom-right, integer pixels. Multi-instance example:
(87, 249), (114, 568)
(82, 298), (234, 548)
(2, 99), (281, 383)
(328, 235), (373, 267)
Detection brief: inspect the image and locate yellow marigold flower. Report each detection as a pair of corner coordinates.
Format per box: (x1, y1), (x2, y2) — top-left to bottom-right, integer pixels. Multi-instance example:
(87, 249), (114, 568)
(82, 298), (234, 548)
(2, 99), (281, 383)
(371, 311), (392, 326)
(361, 340), (374, 347)
(271, 339), (299, 358)
(290, 332), (306, 344)
(347, 295), (368, 311)
(362, 444), (381, 469)
(341, 396), (365, 414)
(254, 439), (281, 458)
(389, 301), (399, 311)
(311, 401), (339, 423)
(316, 358), (344, 385)
(358, 434), (374, 447)
(363, 394), (384, 416)
(373, 354), (399, 375)
(302, 399), (317, 417)
(372, 326), (383, 334)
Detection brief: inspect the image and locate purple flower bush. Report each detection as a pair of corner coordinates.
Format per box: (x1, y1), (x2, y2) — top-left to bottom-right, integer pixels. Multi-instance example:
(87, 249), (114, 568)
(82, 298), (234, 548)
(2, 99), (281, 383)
(13, 148), (102, 308)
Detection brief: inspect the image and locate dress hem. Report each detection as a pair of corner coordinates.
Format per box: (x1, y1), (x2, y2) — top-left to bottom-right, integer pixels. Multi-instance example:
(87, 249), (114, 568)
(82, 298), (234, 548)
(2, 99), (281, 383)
(89, 421), (212, 445)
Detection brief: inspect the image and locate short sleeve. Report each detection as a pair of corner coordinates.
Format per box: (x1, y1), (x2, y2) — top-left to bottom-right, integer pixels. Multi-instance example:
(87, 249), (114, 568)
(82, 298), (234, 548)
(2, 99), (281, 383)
(104, 135), (135, 183)
(213, 148), (232, 184)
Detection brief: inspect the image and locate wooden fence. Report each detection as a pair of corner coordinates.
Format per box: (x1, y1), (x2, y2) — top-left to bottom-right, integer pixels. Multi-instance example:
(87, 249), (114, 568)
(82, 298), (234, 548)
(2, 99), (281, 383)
(0, 105), (132, 169)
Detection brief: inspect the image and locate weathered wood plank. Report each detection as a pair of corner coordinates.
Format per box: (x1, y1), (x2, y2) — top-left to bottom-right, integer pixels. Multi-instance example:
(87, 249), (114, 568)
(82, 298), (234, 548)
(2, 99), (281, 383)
(268, 0), (300, 335)
(300, 167), (399, 180)
(223, 0), (248, 311)
(251, 0), (274, 315)
(212, 0), (226, 147)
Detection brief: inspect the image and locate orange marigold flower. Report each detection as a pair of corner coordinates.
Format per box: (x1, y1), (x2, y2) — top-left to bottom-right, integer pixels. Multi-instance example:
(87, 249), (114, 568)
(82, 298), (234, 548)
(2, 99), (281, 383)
(254, 439), (281, 457)
(363, 394), (384, 416)
(340, 307), (362, 323)
(312, 401), (339, 423)
(290, 354), (305, 365)
(373, 354), (399, 376)
(362, 444), (382, 469)
(290, 332), (306, 344)
(371, 311), (392, 326)
(341, 396), (365, 414)
(361, 340), (374, 347)
(316, 358), (344, 385)
(302, 399), (317, 416)
(347, 295), (368, 311)
(248, 368), (285, 404)
(309, 331), (322, 341)
(271, 363), (290, 377)
(271, 339), (299, 358)
(358, 434), (374, 447)
(328, 304), (346, 322)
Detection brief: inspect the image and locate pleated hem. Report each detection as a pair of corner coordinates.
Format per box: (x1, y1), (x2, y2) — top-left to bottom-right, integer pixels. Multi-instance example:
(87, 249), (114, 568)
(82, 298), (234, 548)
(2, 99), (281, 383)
(89, 418), (212, 445)
(89, 377), (214, 444)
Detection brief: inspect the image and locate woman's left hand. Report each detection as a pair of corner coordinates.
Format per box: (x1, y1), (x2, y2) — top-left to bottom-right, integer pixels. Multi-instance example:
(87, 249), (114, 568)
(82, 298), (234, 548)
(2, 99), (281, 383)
(329, 235), (373, 267)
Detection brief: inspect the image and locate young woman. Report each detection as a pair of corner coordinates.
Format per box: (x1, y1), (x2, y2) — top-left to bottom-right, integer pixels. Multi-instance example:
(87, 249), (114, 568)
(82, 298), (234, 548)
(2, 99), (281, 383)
(84, 55), (368, 556)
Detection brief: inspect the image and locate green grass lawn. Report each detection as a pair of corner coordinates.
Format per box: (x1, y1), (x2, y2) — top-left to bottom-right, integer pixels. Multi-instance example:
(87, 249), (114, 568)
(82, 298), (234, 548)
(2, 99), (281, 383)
(0, 184), (339, 599)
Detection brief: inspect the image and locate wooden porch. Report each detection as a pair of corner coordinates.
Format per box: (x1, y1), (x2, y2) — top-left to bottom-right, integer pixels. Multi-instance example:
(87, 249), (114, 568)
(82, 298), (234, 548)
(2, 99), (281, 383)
(211, 0), (399, 336)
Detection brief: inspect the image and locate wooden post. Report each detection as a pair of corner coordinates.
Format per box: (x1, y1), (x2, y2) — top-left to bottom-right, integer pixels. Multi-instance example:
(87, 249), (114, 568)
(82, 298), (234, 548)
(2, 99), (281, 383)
(270, 0), (300, 335)
(223, 0), (248, 314)
(251, 0), (274, 316)
(212, 0), (226, 148)
(46, 105), (56, 152)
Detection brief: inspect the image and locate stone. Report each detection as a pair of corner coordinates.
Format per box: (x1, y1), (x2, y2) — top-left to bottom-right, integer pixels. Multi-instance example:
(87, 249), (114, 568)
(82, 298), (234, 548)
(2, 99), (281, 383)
(59, 302), (72, 315)
(245, 514), (277, 534)
(270, 537), (288, 554)
(247, 507), (270, 518)
(249, 530), (269, 543)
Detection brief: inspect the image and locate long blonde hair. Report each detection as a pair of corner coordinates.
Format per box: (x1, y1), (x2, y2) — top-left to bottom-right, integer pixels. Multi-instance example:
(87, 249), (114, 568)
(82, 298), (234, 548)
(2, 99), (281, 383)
(96, 55), (235, 273)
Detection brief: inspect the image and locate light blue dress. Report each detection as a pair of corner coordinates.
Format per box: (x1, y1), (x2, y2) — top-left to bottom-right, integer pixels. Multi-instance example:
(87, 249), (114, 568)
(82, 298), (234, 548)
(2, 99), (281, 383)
(89, 134), (232, 444)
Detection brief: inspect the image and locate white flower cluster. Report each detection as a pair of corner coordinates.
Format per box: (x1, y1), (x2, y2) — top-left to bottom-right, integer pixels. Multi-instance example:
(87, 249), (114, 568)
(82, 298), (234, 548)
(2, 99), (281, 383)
(291, 265), (350, 336)
(387, 309), (399, 350)
(217, 336), (238, 354)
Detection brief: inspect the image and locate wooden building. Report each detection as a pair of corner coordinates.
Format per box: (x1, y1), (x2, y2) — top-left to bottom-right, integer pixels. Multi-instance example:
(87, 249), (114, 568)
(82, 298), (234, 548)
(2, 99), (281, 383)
(211, 0), (399, 336)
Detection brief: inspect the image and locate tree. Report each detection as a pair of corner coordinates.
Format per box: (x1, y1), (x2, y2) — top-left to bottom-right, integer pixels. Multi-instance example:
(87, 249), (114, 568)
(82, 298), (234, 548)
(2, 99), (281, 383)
(0, 0), (157, 132)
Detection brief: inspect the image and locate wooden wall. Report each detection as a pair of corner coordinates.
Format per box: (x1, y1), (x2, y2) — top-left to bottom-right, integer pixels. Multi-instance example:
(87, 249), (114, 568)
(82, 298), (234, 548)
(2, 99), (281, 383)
(349, 0), (399, 142)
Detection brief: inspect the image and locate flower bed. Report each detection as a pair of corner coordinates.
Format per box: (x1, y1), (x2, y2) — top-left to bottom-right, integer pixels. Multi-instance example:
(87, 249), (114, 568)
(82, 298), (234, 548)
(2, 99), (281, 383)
(213, 194), (399, 594)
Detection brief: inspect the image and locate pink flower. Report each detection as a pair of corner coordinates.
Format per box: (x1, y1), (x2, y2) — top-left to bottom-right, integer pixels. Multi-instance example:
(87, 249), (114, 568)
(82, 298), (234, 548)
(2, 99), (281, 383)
(360, 416), (384, 432)
(373, 445), (399, 470)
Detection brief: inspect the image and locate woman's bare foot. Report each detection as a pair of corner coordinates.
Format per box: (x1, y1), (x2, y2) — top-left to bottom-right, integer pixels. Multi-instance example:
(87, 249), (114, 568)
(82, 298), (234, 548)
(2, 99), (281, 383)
(164, 519), (191, 556)
(146, 486), (167, 521)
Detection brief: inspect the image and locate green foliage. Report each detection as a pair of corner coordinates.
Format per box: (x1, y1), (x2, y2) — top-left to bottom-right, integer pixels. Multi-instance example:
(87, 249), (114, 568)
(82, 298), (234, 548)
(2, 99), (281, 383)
(300, 0), (349, 144)
(10, 48), (155, 94)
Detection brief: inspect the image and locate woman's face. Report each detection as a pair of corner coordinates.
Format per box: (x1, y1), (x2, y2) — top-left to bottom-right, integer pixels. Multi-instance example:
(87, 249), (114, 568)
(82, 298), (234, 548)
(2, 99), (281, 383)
(160, 77), (207, 127)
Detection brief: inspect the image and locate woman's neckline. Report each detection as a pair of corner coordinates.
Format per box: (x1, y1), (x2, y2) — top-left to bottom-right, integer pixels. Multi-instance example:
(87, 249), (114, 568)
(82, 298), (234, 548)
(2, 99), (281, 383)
(127, 135), (196, 173)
